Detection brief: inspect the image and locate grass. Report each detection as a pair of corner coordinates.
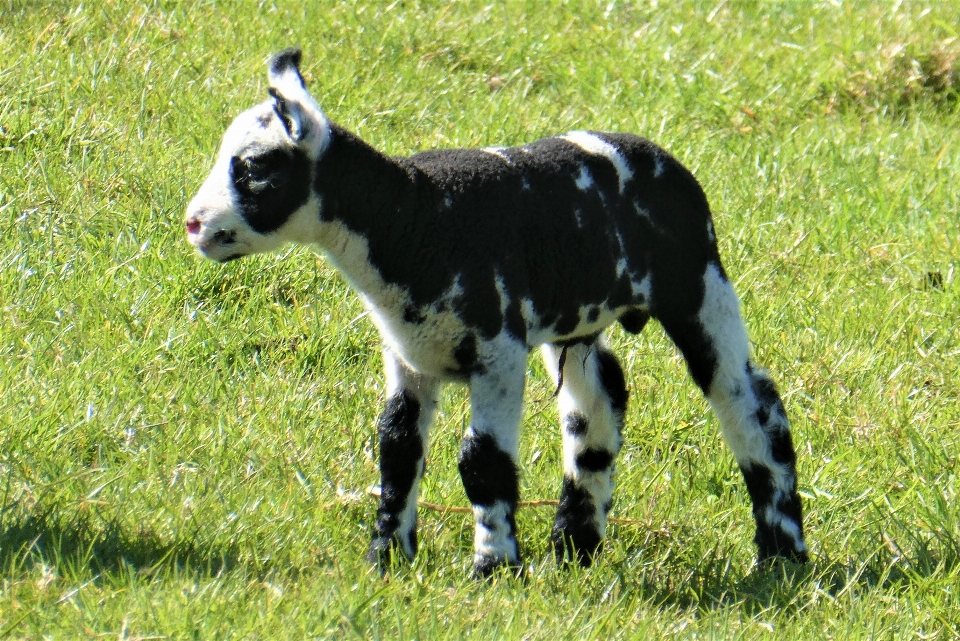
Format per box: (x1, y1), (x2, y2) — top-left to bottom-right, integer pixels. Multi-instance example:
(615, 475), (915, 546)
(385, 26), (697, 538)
(1, 0), (959, 638)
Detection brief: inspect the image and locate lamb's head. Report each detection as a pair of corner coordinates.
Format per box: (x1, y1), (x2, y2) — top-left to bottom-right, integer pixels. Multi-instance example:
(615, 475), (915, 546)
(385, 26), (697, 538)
(185, 49), (330, 262)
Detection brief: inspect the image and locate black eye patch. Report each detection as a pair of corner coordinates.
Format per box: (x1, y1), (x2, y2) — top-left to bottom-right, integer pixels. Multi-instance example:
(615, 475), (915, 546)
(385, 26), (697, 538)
(229, 147), (312, 234)
(234, 150), (285, 185)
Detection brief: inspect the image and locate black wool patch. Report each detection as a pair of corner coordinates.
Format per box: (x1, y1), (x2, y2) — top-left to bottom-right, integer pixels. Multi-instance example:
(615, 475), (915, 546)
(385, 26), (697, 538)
(750, 371), (786, 424)
(739, 461), (774, 511)
(575, 448), (615, 473)
(564, 412), (589, 436)
(451, 333), (485, 376)
(458, 432), (519, 508)
(659, 316), (718, 395)
(618, 309), (649, 334)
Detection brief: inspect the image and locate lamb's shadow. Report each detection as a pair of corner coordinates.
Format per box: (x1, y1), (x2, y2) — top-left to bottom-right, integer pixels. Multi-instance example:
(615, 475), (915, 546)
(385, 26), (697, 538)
(0, 506), (239, 578)
(604, 536), (960, 617)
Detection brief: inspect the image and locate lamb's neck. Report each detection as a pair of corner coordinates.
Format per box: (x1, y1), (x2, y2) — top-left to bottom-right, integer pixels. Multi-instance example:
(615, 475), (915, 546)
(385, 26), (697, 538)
(309, 124), (419, 310)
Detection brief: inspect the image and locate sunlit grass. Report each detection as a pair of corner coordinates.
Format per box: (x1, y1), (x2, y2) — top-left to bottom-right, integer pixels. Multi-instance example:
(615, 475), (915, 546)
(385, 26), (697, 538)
(1, 1), (959, 638)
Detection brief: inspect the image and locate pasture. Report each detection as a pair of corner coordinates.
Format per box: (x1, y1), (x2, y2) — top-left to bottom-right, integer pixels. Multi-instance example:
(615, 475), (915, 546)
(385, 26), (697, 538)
(1, 1), (959, 638)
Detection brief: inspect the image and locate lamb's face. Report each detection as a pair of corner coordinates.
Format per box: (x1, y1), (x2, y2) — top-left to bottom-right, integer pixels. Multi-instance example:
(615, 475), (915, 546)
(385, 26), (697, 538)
(186, 49), (329, 262)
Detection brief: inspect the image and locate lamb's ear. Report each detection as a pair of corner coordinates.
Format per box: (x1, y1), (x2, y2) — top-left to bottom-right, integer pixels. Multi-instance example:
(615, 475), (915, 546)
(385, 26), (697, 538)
(269, 86), (307, 142)
(267, 48), (330, 152)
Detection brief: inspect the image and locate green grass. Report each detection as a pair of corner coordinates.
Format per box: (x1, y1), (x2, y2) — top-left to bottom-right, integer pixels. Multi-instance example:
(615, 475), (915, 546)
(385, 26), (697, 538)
(2, 0), (959, 638)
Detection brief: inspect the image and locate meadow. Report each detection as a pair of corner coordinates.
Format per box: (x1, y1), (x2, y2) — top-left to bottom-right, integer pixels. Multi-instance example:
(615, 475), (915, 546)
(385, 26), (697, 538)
(1, 0), (959, 638)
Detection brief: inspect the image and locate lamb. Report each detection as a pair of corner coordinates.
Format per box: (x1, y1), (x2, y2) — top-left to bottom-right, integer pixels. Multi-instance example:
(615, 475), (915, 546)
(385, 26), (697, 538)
(185, 48), (808, 576)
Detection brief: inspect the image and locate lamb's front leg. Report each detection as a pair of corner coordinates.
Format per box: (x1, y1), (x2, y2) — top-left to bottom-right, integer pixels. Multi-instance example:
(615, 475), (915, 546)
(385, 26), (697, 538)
(458, 342), (527, 577)
(368, 348), (439, 568)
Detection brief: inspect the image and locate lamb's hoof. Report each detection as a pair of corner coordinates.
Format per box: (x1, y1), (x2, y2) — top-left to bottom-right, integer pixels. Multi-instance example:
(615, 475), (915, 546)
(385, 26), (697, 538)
(366, 537), (395, 572)
(551, 528), (602, 568)
(472, 554), (524, 580)
(756, 545), (809, 569)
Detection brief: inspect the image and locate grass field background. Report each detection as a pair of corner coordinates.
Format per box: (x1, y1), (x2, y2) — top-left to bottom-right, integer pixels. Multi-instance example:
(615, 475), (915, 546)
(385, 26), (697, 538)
(1, 1), (959, 638)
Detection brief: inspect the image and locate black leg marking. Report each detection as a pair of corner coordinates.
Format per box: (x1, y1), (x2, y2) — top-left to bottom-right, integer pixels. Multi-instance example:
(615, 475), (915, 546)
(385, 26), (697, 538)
(367, 390), (423, 566)
(739, 462), (807, 563)
(750, 371), (796, 466)
(545, 343), (626, 569)
(618, 309), (650, 334)
(659, 317), (719, 395)
(458, 430), (522, 576)
(459, 432), (519, 507)
(552, 477), (603, 566)
(741, 368), (807, 563)
(656, 263), (807, 564)
(595, 348), (628, 415)
(575, 448), (615, 473)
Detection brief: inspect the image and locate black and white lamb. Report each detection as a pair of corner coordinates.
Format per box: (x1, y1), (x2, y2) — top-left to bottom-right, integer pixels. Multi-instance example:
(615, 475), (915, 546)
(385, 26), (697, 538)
(185, 49), (808, 576)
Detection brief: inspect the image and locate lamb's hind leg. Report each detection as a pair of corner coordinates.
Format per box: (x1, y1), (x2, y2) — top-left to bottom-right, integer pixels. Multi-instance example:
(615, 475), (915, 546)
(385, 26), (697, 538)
(368, 348), (440, 567)
(658, 262), (808, 563)
(541, 338), (627, 566)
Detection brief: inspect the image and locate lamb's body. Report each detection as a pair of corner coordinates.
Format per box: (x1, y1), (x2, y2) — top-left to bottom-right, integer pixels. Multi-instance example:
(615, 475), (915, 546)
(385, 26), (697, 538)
(186, 49), (808, 575)
(317, 126), (705, 380)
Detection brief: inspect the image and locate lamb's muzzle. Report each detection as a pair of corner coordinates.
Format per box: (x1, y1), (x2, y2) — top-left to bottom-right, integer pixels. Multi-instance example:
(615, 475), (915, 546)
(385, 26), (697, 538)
(186, 48), (809, 576)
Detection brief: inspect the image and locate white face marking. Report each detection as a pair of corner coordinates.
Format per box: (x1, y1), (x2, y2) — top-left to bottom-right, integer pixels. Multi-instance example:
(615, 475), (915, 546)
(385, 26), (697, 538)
(560, 131), (634, 193)
(574, 165), (594, 192)
(707, 220), (716, 243)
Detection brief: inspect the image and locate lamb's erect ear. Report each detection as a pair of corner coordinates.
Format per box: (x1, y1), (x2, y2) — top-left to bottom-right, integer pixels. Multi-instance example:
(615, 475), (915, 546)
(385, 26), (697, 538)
(267, 48), (329, 152)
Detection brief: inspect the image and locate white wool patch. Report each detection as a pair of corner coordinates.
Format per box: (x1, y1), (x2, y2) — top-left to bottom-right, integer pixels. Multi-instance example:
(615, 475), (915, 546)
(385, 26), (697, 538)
(616, 258), (628, 277)
(633, 200), (653, 223)
(472, 500), (520, 563)
(481, 147), (513, 163)
(560, 131), (634, 193)
(575, 165), (594, 192)
(468, 334), (527, 455)
(653, 155), (665, 178)
(631, 273), (652, 299)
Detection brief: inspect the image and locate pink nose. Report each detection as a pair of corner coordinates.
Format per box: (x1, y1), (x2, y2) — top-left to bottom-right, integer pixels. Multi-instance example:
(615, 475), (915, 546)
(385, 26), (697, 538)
(186, 219), (201, 235)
